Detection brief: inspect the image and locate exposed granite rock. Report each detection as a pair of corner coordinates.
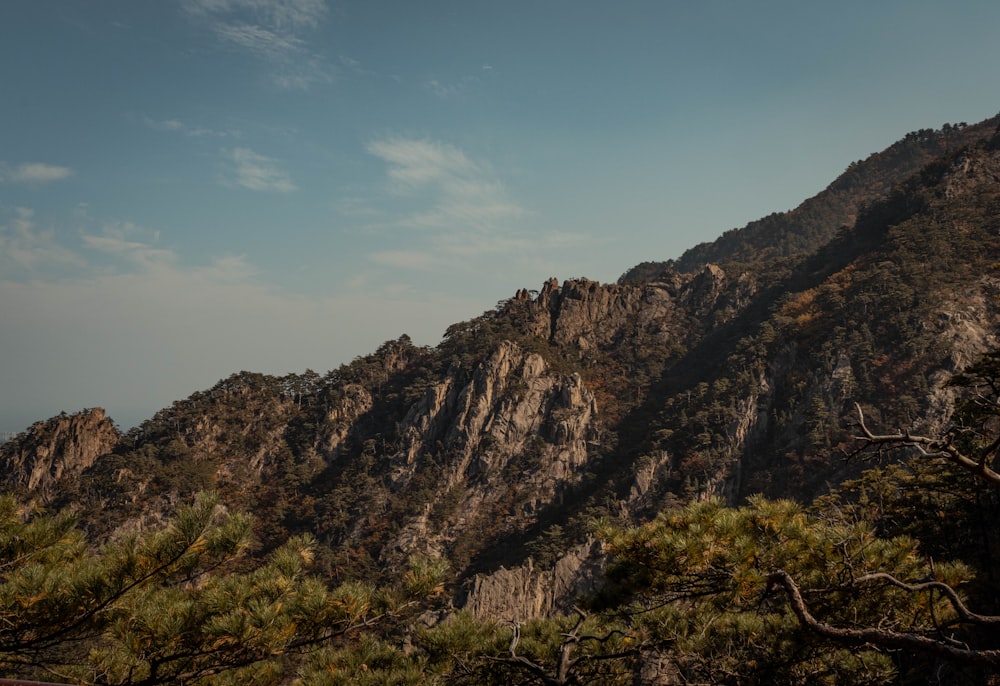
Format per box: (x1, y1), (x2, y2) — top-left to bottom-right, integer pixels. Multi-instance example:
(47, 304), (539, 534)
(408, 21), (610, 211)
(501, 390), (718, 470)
(381, 341), (600, 565)
(322, 383), (373, 454)
(458, 538), (604, 620)
(0, 408), (120, 496)
(516, 270), (759, 356)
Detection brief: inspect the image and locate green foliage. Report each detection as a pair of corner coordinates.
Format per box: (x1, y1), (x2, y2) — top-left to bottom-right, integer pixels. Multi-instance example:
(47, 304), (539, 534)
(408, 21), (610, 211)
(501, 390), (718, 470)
(597, 496), (972, 684)
(0, 493), (445, 685)
(296, 612), (499, 686)
(297, 634), (433, 686)
(402, 554), (449, 599)
(295, 605), (639, 686)
(414, 611), (504, 676)
(483, 612), (637, 686)
(413, 610), (637, 686)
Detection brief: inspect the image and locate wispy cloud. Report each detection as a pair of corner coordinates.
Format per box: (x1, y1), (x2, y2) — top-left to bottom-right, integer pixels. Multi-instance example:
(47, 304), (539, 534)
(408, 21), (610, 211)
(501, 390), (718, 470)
(425, 79), (462, 99)
(81, 222), (176, 269)
(368, 138), (476, 188)
(143, 116), (233, 137)
(270, 56), (334, 89)
(182, 0), (327, 30)
(222, 147), (297, 192)
(182, 0), (334, 89)
(338, 54), (370, 75)
(1, 162), (74, 184)
(352, 137), (536, 275)
(365, 136), (526, 235)
(0, 209), (248, 284)
(144, 117), (184, 132)
(214, 21), (303, 59)
(424, 76), (479, 100)
(0, 209), (270, 296)
(0, 208), (86, 272)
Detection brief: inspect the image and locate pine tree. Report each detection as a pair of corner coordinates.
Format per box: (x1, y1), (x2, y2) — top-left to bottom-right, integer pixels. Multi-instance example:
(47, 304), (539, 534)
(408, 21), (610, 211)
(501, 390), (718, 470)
(596, 496), (977, 683)
(0, 493), (445, 685)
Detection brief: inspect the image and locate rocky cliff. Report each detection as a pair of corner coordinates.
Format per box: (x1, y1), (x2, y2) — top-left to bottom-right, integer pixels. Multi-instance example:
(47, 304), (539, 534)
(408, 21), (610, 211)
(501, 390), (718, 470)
(0, 408), (120, 497)
(459, 538), (605, 620)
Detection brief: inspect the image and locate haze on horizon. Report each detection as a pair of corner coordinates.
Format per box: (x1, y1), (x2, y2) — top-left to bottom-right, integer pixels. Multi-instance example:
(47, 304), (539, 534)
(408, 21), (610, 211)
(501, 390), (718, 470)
(2, 0), (999, 432)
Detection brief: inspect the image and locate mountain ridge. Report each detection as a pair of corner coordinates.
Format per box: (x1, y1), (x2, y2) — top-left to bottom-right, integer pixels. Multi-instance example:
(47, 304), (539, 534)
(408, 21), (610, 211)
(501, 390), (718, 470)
(620, 115), (1000, 283)
(4, 111), (1000, 625)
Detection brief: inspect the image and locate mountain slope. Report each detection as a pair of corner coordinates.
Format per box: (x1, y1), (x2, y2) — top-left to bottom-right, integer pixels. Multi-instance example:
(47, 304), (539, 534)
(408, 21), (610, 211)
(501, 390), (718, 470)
(620, 116), (1000, 282)
(3, 112), (1000, 620)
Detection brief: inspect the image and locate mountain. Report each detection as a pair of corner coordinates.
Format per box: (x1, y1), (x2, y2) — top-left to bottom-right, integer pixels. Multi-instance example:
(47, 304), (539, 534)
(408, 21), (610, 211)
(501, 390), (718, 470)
(4, 112), (1000, 682)
(620, 116), (1000, 282)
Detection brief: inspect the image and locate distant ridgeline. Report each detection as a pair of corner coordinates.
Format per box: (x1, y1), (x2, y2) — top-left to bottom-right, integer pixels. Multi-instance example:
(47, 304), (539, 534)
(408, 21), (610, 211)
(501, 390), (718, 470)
(619, 116), (1000, 282)
(0, 431), (16, 444)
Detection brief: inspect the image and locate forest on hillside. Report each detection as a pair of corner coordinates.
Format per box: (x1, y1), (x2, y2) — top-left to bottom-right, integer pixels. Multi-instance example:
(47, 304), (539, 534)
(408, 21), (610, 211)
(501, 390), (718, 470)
(5, 358), (1000, 684)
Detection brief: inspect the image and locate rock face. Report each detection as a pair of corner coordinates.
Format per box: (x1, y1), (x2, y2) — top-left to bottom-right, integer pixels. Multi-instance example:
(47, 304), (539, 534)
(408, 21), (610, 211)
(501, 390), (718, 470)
(459, 539), (605, 620)
(377, 340), (601, 567)
(0, 408), (120, 495)
(515, 268), (759, 354)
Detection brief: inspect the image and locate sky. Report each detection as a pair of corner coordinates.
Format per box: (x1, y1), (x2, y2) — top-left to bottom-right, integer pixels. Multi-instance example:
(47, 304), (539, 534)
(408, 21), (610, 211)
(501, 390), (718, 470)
(2, 1), (1000, 432)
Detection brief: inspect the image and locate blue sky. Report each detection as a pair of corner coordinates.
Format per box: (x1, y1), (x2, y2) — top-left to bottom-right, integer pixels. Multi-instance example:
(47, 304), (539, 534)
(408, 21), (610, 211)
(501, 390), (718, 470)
(2, 0), (999, 431)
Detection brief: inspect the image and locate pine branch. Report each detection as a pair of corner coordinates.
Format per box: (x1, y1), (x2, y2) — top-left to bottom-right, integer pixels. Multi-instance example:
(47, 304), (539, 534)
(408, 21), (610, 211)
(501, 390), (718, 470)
(853, 572), (1000, 626)
(766, 569), (1000, 667)
(853, 403), (1000, 486)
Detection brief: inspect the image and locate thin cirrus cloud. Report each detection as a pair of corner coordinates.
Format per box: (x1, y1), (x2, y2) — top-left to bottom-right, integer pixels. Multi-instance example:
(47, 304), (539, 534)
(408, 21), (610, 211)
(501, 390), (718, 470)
(366, 136), (526, 232)
(368, 137), (477, 187)
(181, 0), (328, 30)
(214, 22), (304, 60)
(0, 204), (480, 431)
(144, 117), (184, 132)
(0, 208), (249, 284)
(182, 0), (334, 89)
(81, 222), (177, 270)
(0, 208), (85, 272)
(424, 79), (462, 100)
(143, 116), (232, 138)
(0, 207), (257, 288)
(424, 75), (480, 100)
(222, 147), (297, 192)
(359, 136), (531, 272)
(0, 162), (74, 184)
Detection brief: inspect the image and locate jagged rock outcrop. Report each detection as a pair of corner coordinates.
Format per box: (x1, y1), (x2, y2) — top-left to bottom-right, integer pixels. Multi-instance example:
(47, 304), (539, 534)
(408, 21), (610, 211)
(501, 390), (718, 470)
(322, 383), (373, 454)
(0, 408), (119, 496)
(379, 341), (600, 565)
(517, 268), (759, 354)
(458, 538), (605, 620)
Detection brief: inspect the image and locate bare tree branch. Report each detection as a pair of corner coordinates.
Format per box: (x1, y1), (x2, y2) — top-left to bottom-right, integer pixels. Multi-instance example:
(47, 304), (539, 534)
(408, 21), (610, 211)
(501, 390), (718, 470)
(853, 403), (1000, 487)
(489, 609), (639, 686)
(766, 569), (1000, 667)
(853, 572), (1000, 626)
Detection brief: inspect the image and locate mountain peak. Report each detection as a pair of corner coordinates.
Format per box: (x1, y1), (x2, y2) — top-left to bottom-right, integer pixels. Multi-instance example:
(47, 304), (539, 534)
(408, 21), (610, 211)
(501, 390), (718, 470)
(620, 113), (1000, 283)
